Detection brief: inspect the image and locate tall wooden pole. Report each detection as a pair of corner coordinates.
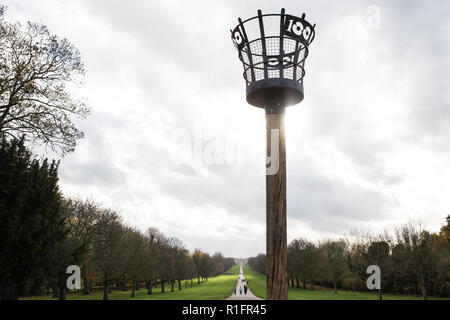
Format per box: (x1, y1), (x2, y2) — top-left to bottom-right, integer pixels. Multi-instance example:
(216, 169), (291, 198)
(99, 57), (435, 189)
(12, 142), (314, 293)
(265, 105), (287, 300)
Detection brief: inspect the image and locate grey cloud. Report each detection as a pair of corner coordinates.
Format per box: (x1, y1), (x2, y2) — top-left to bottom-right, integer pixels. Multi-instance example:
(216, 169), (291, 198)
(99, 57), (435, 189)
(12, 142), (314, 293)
(288, 172), (392, 234)
(60, 159), (125, 186)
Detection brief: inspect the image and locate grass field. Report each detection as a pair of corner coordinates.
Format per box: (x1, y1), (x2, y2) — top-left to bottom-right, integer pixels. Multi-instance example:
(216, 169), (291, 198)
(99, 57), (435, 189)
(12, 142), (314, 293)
(241, 265), (266, 299)
(21, 264), (449, 300)
(242, 265), (449, 300)
(21, 265), (240, 300)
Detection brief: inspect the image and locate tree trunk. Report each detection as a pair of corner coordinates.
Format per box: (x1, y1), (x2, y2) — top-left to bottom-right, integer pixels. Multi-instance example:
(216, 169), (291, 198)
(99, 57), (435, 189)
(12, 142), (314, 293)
(352, 278), (355, 296)
(265, 107), (287, 300)
(178, 279), (182, 290)
(296, 277), (300, 288)
(45, 285), (51, 297)
(53, 286), (59, 298)
(412, 278), (419, 295)
(197, 276), (200, 284)
(58, 280), (66, 300)
(310, 280), (314, 291)
(147, 281), (153, 295)
(302, 278), (306, 289)
(171, 281), (174, 292)
(334, 278), (337, 294)
(103, 274), (109, 300)
(422, 280), (427, 300)
(191, 279), (193, 287)
(131, 282), (135, 298)
(83, 276), (90, 295)
(161, 281), (165, 293)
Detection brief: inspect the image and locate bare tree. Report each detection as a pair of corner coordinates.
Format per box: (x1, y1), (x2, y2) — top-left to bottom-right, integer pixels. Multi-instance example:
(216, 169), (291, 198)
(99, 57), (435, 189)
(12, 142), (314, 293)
(345, 241), (365, 296)
(288, 239), (307, 288)
(397, 223), (437, 300)
(0, 6), (90, 155)
(192, 249), (203, 284)
(65, 198), (101, 295)
(200, 252), (213, 282)
(303, 241), (321, 290)
(323, 239), (347, 294)
(211, 252), (225, 276)
(173, 243), (189, 291)
(91, 210), (127, 300)
(184, 255), (195, 288)
(122, 228), (146, 298)
(155, 233), (171, 293)
(165, 237), (183, 292)
(144, 227), (165, 295)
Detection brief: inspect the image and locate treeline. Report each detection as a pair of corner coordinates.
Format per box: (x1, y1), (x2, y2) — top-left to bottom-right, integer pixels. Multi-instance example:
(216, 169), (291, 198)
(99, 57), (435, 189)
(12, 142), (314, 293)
(0, 138), (233, 300)
(248, 218), (450, 300)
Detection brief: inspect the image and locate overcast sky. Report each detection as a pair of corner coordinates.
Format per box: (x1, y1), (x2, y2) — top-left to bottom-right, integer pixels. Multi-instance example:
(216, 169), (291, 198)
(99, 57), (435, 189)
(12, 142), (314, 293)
(4, 0), (450, 257)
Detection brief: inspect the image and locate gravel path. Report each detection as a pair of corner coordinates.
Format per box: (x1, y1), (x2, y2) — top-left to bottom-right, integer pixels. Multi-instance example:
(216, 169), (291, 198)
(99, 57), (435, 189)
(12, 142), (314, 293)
(225, 265), (263, 300)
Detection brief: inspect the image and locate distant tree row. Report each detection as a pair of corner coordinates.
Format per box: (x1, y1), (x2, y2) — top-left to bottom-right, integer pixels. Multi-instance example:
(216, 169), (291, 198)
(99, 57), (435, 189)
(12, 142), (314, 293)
(0, 138), (234, 300)
(247, 254), (266, 276)
(248, 217), (450, 300)
(57, 201), (233, 300)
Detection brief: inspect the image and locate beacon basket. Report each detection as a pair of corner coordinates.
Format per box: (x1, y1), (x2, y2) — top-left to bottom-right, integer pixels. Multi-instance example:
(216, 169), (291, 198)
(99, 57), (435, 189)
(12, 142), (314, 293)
(231, 9), (316, 109)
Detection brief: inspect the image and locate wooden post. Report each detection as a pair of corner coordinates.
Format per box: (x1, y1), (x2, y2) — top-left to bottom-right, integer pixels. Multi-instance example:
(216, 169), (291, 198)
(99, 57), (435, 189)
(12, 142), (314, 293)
(265, 105), (288, 300)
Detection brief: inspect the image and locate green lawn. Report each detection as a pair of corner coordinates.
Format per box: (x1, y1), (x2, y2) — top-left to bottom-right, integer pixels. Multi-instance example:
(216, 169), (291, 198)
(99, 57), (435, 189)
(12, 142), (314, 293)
(243, 265), (448, 300)
(242, 265), (266, 299)
(22, 265), (240, 300)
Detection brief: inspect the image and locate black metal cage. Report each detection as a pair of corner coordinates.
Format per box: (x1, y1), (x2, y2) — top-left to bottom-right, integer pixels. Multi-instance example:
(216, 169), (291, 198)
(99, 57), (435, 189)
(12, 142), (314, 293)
(231, 9), (316, 108)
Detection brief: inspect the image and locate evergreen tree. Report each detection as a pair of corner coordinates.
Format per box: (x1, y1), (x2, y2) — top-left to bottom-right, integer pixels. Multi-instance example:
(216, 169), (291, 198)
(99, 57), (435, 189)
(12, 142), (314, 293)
(0, 137), (64, 300)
